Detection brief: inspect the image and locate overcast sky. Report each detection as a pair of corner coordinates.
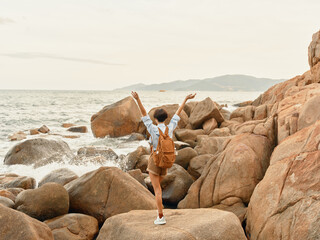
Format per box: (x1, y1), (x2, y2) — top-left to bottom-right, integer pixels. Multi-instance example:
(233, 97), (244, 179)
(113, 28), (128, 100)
(0, 0), (319, 90)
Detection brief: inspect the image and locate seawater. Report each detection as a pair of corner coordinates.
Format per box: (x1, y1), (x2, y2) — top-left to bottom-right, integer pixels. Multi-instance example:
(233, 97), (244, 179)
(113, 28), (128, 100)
(0, 90), (262, 182)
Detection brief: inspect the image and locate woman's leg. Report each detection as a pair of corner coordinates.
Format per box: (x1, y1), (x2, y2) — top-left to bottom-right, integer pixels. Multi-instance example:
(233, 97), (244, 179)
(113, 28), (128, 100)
(149, 172), (163, 217)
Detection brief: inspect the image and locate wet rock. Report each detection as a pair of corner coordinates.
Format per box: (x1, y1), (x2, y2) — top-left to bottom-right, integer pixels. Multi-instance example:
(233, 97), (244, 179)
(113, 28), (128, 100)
(0, 173), (36, 189)
(62, 123), (75, 128)
(175, 147), (198, 169)
(77, 146), (118, 160)
(45, 213), (99, 240)
(246, 120), (320, 240)
(38, 168), (78, 187)
(126, 132), (146, 141)
(0, 204), (54, 240)
(30, 129), (40, 135)
(8, 131), (27, 141)
(97, 209), (246, 240)
(189, 97), (224, 129)
(65, 167), (156, 224)
(67, 126), (88, 133)
(4, 138), (75, 167)
(187, 154), (213, 179)
(38, 125), (50, 133)
(15, 182), (69, 221)
(91, 96), (142, 138)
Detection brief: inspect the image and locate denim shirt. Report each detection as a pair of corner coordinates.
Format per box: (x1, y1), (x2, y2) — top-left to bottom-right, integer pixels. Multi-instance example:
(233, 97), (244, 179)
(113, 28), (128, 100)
(141, 114), (180, 150)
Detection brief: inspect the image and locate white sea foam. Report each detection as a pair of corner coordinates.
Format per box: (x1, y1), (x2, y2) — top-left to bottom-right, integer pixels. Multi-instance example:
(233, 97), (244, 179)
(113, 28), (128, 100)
(0, 90), (262, 180)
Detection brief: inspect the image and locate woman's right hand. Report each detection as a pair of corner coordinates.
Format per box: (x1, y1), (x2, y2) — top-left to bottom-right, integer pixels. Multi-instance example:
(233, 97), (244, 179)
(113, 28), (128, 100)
(185, 93), (196, 100)
(131, 91), (140, 100)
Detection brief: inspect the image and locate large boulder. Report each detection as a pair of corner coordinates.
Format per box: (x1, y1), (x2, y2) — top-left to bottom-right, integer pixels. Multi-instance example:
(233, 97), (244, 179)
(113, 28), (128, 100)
(45, 213), (99, 240)
(194, 135), (233, 155)
(178, 133), (273, 212)
(0, 204), (54, 240)
(230, 105), (255, 122)
(0, 196), (15, 208)
(187, 154), (213, 179)
(96, 209), (246, 240)
(65, 167), (156, 224)
(148, 104), (188, 129)
(174, 147), (198, 169)
(0, 173), (36, 189)
(297, 95), (320, 131)
(124, 146), (149, 171)
(3, 138), (75, 167)
(183, 101), (198, 116)
(38, 168), (78, 187)
(189, 97), (224, 129)
(161, 164), (194, 204)
(90, 96), (142, 138)
(202, 117), (218, 133)
(15, 182), (69, 221)
(246, 120), (320, 240)
(308, 30), (320, 68)
(175, 129), (205, 142)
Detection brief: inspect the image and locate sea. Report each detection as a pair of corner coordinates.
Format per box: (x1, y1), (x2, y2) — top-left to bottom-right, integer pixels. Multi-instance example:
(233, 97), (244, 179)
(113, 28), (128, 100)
(0, 90), (262, 183)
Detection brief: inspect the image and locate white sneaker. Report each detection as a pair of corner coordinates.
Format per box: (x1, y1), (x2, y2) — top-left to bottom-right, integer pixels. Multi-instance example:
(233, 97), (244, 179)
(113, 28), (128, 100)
(154, 216), (166, 225)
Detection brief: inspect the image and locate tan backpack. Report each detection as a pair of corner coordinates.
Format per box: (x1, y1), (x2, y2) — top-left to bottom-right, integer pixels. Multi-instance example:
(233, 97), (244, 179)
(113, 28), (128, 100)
(152, 126), (176, 168)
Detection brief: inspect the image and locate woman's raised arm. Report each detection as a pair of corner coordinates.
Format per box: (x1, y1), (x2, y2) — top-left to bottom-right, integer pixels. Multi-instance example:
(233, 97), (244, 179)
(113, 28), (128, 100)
(175, 93), (196, 116)
(131, 91), (147, 117)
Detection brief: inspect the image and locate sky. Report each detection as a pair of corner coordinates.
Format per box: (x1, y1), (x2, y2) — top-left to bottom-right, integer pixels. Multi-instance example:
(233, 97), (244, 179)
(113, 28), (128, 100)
(0, 0), (319, 90)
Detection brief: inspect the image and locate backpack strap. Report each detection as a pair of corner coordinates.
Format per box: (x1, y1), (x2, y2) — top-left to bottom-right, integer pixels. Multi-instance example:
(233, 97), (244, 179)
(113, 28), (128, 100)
(158, 126), (169, 136)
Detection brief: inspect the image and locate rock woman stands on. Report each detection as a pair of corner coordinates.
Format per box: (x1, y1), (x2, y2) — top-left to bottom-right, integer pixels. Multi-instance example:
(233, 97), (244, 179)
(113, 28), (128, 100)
(131, 91), (196, 225)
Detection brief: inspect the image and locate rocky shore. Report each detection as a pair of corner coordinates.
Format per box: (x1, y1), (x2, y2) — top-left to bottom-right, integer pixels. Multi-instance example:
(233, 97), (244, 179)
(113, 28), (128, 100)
(1, 30), (320, 240)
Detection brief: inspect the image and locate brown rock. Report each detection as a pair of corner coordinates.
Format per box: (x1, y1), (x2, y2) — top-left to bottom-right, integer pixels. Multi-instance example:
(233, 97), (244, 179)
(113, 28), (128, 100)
(45, 214), (99, 240)
(4, 138), (75, 167)
(187, 154), (213, 179)
(212, 201), (247, 223)
(77, 146), (118, 160)
(178, 133), (272, 210)
(175, 129), (205, 142)
(30, 129), (40, 135)
(233, 100), (253, 107)
(91, 96), (141, 138)
(127, 169), (147, 188)
(62, 123), (75, 128)
(15, 182), (69, 221)
(202, 117), (218, 133)
(183, 101), (198, 116)
(0, 189), (16, 202)
(124, 146), (149, 170)
(0, 196), (14, 208)
(220, 108), (231, 120)
(298, 95), (320, 131)
(38, 125), (50, 133)
(174, 141), (191, 150)
(126, 132), (146, 141)
(253, 104), (268, 120)
(175, 147), (198, 169)
(308, 30), (320, 68)
(230, 105), (255, 122)
(135, 154), (149, 173)
(65, 167), (156, 224)
(246, 120), (320, 240)
(67, 126), (88, 133)
(38, 168), (78, 187)
(0, 173), (36, 189)
(194, 135), (233, 155)
(209, 127), (231, 137)
(8, 131), (26, 141)
(0, 204), (54, 240)
(148, 104), (188, 129)
(189, 97), (224, 128)
(97, 209), (247, 240)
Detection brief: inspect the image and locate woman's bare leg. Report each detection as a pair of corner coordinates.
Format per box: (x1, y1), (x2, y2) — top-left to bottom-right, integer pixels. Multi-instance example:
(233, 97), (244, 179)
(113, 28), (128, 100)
(149, 172), (163, 217)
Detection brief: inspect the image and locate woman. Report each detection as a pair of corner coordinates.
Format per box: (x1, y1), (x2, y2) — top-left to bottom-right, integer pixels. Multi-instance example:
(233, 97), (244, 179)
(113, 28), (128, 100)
(131, 91), (196, 225)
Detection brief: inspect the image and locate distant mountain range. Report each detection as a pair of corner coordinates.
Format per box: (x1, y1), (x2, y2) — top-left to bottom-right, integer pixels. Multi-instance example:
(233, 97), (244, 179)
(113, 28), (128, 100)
(116, 74), (286, 92)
